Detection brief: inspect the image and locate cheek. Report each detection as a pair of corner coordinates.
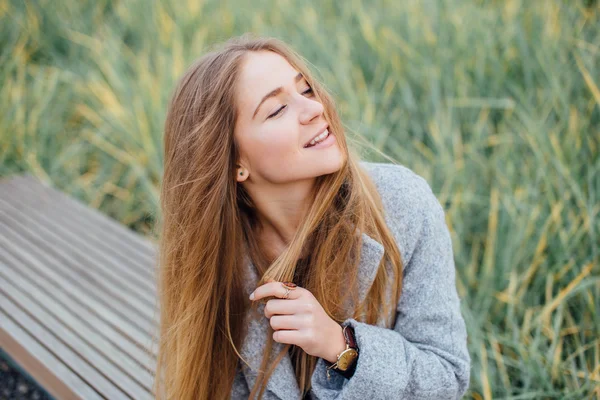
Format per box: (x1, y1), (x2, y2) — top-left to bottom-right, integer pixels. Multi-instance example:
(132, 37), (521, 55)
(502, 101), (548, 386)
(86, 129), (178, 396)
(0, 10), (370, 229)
(253, 128), (299, 162)
(248, 127), (303, 180)
(257, 136), (293, 157)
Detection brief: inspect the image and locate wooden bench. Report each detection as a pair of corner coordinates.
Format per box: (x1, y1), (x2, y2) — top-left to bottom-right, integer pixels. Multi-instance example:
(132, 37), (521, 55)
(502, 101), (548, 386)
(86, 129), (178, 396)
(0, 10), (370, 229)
(0, 174), (158, 399)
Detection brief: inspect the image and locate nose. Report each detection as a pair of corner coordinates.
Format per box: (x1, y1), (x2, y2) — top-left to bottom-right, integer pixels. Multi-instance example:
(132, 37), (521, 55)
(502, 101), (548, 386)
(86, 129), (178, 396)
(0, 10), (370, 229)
(298, 93), (324, 124)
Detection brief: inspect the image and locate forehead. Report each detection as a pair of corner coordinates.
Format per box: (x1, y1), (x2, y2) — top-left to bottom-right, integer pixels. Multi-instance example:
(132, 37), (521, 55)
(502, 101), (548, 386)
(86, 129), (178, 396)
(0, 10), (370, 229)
(236, 51), (299, 117)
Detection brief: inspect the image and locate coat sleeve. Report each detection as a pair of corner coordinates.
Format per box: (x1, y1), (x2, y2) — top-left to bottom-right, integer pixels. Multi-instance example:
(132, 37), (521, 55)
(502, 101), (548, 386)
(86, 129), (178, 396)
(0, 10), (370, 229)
(310, 174), (471, 399)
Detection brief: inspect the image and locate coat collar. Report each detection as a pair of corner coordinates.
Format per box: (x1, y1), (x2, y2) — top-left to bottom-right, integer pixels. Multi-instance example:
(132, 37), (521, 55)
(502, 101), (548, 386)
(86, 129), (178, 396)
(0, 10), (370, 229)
(238, 232), (385, 399)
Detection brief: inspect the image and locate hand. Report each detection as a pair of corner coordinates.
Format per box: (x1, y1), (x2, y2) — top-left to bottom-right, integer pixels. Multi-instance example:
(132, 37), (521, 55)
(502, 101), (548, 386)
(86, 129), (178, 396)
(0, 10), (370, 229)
(249, 280), (347, 363)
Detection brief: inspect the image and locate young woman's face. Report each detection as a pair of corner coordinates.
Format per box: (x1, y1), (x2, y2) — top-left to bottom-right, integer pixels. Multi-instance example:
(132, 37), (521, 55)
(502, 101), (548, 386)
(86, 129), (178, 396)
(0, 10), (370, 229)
(234, 51), (343, 185)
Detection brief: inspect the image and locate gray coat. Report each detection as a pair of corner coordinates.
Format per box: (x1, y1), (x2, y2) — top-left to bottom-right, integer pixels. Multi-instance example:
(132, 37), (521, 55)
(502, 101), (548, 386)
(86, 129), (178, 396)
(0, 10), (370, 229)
(230, 161), (471, 399)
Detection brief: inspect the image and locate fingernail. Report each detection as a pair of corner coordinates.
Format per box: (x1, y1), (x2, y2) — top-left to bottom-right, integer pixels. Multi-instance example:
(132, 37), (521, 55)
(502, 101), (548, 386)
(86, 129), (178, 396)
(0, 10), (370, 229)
(249, 292), (255, 300)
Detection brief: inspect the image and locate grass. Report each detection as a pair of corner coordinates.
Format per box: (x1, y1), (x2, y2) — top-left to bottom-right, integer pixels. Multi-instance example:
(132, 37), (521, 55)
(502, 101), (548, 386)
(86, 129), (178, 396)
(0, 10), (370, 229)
(1, 0), (599, 397)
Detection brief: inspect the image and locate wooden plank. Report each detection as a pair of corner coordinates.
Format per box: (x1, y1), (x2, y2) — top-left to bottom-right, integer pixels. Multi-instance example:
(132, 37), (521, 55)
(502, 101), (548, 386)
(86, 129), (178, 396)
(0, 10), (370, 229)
(0, 203), (157, 326)
(0, 242), (157, 372)
(0, 198), (157, 309)
(0, 190), (157, 302)
(0, 225), (155, 351)
(0, 249), (155, 388)
(1, 177), (157, 287)
(0, 274), (152, 399)
(3, 174), (157, 259)
(0, 287), (132, 399)
(1, 174), (157, 255)
(0, 308), (104, 400)
(0, 174), (161, 398)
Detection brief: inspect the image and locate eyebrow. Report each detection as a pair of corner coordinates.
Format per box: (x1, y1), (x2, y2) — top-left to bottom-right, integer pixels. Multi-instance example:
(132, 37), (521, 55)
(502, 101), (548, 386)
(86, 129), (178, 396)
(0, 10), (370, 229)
(252, 72), (305, 120)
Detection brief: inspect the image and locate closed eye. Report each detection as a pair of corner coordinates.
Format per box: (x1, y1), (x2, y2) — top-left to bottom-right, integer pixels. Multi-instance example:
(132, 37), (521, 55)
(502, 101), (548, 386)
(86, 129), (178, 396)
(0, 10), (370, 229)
(268, 87), (314, 119)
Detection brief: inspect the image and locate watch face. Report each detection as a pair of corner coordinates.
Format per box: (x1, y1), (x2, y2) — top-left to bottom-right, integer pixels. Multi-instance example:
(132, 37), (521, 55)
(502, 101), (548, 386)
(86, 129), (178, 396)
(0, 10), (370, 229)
(337, 349), (358, 370)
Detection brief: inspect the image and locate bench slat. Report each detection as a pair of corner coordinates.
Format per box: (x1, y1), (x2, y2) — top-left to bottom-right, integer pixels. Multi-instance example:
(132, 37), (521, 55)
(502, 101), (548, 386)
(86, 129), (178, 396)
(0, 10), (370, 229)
(0, 205), (157, 332)
(0, 199), (157, 312)
(0, 249), (155, 387)
(0, 286), (136, 399)
(0, 226), (155, 352)
(7, 174), (156, 256)
(0, 273), (153, 398)
(2, 177), (157, 288)
(0, 308), (104, 400)
(0, 174), (162, 399)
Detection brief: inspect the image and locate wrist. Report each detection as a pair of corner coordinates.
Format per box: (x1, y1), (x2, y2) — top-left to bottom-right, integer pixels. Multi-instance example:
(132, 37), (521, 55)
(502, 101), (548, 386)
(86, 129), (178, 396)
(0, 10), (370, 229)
(324, 323), (346, 363)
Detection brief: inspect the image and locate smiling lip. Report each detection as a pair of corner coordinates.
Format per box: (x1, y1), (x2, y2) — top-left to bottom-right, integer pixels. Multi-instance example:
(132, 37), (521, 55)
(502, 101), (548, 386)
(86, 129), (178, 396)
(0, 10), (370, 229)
(304, 124), (329, 147)
(305, 131), (335, 149)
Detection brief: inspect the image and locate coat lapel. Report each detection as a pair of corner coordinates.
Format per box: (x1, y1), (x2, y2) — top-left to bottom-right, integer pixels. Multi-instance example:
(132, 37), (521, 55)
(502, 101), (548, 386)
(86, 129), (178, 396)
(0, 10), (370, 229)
(239, 232), (385, 399)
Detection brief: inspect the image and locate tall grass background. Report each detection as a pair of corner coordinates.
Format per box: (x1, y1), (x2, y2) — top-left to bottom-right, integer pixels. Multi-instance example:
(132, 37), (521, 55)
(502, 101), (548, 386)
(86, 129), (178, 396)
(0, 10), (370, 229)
(1, 0), (599, 398)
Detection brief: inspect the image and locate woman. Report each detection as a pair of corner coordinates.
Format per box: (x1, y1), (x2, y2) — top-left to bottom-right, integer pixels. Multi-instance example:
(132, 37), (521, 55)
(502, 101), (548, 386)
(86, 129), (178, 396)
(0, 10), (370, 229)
(154, 33), (471, 400)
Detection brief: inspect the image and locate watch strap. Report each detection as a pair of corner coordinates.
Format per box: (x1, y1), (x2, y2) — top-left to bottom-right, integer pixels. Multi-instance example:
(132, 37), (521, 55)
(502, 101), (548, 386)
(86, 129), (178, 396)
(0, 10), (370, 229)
(343, 324), (358, 349)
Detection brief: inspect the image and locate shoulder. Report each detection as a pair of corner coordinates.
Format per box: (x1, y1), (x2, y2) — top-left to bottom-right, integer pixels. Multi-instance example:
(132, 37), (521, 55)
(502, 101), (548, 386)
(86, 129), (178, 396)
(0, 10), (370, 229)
(358, 161), (441, 219)
(358, 161), (434, 202)
(358, 161), (446, 263)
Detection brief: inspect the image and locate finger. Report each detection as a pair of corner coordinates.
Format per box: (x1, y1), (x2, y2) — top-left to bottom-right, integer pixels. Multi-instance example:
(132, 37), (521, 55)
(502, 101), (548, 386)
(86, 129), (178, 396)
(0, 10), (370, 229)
(273, 329), (303, 345)
(251, 282), (302, 301)
(269, 315), (301, 331)
(264, 299), (299, 319)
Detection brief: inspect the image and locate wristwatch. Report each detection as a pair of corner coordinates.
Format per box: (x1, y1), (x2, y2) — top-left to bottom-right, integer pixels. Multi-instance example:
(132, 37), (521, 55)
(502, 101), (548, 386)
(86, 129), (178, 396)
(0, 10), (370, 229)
(325, 324), (359, 380)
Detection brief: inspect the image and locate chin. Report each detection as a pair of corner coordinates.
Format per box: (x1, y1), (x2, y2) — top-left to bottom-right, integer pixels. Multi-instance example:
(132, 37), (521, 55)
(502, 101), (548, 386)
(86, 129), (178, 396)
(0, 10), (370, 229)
(315, 155), (344, 177)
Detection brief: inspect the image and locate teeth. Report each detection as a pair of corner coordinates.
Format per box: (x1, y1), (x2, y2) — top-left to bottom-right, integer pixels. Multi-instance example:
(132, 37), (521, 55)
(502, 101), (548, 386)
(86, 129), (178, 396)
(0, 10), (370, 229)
(308, 129), (329, 146)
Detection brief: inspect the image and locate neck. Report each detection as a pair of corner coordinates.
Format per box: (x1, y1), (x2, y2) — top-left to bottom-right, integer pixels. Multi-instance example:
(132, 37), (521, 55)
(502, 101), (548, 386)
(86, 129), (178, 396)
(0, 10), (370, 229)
(243, 177), (316, 260)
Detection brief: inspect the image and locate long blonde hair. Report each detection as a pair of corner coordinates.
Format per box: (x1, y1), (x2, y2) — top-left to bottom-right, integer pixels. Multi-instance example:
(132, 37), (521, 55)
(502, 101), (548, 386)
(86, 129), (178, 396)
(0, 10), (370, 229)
(153, 33), (404, 400)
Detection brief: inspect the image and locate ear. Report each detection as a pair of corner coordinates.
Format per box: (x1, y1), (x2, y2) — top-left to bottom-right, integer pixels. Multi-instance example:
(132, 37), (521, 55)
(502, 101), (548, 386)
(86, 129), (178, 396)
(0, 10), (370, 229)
(236, 164), (249, 182)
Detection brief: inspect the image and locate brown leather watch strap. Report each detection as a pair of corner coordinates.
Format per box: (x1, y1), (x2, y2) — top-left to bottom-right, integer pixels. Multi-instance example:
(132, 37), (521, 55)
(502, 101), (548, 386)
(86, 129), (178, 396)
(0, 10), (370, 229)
(343, 325), (357, 349)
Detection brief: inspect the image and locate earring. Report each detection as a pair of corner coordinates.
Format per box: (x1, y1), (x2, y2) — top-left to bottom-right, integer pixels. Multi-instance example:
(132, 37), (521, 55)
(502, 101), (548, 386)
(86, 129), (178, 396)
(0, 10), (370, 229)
(239, 171), (244, 176)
